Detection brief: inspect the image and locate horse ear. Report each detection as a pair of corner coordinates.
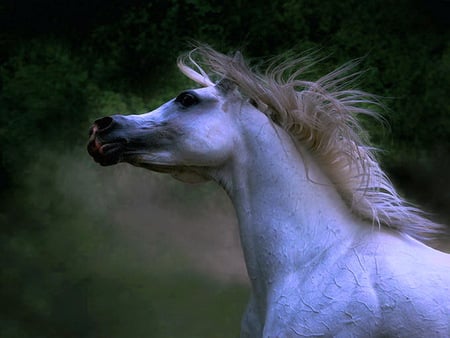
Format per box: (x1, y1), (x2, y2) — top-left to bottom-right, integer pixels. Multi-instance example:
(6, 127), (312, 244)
(216, 78), (237, 94)
(216, 51), (244, 94)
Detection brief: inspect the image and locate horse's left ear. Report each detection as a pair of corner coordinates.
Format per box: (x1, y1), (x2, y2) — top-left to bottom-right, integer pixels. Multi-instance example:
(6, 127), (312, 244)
(216, 78), (237, 94)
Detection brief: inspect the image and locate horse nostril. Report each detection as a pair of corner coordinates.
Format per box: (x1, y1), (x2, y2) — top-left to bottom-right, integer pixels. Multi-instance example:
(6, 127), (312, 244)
(94, 116), (114, 131)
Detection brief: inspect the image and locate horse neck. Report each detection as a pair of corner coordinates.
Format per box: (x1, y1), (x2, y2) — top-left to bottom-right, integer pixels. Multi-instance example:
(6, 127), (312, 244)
(215, 109), (362, 290)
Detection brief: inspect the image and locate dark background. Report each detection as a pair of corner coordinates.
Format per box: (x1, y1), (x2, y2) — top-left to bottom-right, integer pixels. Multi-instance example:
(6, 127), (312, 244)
(1, 1), (449, 337)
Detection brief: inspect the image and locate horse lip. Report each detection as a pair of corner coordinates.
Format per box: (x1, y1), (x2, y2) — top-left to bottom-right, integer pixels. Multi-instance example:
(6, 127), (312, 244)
(88, 125), (98, 138)
(87, 138), (126, 166)
(99, 143), (122, 155)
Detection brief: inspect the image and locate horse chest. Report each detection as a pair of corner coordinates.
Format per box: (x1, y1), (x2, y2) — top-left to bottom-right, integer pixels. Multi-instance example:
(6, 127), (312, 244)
(242, 283), (381, 337)
(242, 252), (382, 337)
(242, 241), (450, 337)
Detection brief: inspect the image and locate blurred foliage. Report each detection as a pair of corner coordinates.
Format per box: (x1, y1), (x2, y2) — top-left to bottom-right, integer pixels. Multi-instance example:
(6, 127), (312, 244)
(0, 0), (449, 336)
(1, 149), (247, 337)
(0, 42), (89, 182)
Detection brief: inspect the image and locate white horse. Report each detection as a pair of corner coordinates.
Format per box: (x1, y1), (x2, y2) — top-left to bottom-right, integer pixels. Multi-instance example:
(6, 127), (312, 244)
(88, 45), (450, 337)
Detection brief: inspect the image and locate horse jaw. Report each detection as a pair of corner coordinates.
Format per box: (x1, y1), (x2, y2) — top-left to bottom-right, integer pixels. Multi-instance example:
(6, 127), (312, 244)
(132, 160), (211, 183)
(170, 170), (210, 183)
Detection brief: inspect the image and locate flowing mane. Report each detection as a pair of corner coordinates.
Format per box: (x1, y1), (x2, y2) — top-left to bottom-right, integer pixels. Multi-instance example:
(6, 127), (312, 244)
(178, 45), (442, 241)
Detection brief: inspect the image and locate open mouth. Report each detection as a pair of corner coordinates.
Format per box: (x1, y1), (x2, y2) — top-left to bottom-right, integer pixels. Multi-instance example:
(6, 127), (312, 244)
(87, 139), (125, 166)
(87, 118), (177, 170)
(87, 124), (126, 166)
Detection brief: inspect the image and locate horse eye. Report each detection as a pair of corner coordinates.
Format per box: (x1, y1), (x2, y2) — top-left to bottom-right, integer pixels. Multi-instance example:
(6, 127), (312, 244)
(176, 92), (199, 108)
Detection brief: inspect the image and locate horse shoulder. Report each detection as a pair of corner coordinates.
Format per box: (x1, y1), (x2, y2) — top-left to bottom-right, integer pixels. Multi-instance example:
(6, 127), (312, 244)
(365, 232), (450, 335)
(369, 232), (450, 294)
(259, 242), (384, 336)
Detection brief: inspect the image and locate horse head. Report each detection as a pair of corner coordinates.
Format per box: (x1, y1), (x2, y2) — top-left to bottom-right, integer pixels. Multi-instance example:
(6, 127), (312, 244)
(87, 80), (245, 183)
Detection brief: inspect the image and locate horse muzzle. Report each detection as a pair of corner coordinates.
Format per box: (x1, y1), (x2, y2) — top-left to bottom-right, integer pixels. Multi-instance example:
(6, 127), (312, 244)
(87, 116), (128, 166)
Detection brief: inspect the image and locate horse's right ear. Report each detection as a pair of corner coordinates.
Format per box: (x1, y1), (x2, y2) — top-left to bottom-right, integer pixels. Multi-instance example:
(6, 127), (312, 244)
(216, 78), (237, 94)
